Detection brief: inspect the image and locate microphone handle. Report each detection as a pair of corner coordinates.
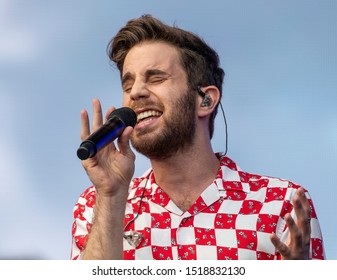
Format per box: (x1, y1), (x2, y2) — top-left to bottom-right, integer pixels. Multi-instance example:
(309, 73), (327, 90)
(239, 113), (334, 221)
(77, 116), (125, 160)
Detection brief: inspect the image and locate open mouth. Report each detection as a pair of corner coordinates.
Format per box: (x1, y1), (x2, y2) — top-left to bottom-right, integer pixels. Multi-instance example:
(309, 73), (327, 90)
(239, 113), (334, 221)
(137, 110), (162, 124)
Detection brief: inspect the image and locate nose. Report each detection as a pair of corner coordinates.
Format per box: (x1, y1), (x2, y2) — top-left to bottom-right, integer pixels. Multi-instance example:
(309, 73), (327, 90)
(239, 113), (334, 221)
(129, 80), (150, 101)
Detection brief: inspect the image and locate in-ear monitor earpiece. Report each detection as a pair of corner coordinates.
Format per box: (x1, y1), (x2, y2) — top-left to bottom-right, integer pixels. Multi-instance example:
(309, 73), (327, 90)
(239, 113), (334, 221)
(197, 86), (211, 107)
(201, 94), (211, 107)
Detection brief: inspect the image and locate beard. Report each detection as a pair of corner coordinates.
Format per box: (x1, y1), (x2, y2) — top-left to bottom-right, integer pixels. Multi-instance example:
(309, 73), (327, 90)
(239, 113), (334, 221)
(130, 90), (196, 160)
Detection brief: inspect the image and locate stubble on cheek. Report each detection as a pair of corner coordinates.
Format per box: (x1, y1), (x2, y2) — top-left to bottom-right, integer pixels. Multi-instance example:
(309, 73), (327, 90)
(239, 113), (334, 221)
(130, 91), (196, 160)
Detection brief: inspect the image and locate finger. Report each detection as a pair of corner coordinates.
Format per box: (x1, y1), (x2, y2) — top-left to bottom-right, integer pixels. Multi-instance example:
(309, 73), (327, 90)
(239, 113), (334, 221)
(104, 106), (116, 122)
(92, 98), (103, 131)
(292, 189), (310, 233)
(270, 233), (291, 259)
(80, 109), (90, 141)
(116, 126), (135, 160)
(294, 188), (311, 245)
(284, 212), (304, 254)
(297, 187), (312, 219)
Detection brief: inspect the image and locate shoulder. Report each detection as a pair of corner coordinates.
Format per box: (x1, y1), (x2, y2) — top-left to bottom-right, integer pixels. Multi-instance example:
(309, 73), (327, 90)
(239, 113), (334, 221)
(73, 186), (96, 221)
(247, 172), (305, 201)
(75, 186), (96, 207)
(219, 154), (306, 197)
(128, 168), (153, 198)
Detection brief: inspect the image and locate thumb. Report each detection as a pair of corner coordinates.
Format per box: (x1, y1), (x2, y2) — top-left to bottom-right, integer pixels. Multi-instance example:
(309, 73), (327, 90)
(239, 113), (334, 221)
(117, 126), (135, 159)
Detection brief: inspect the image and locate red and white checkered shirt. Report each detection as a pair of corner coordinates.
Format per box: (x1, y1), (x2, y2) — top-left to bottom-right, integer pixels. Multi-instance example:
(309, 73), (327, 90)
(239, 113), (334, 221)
(71, 155), (325, 260)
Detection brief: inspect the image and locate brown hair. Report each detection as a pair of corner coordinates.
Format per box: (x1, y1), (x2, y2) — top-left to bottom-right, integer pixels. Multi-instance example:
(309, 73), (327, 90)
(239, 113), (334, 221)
(107, 15), (225, 138)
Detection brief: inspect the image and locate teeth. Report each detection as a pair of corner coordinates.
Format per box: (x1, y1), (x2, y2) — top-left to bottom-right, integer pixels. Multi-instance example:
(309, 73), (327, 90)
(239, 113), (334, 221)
(137, 110), (162, 122)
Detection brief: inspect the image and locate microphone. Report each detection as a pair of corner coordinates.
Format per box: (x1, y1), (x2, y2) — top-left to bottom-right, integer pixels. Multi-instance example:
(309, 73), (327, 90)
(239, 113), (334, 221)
(77, 107), (137, 160)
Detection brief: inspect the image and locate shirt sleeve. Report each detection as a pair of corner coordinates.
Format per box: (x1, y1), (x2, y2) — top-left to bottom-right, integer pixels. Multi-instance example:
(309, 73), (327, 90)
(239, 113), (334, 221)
(70, 186), (96, 260)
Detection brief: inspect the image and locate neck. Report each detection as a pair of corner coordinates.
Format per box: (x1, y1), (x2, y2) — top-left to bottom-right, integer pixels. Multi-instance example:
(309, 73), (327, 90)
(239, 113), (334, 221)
(149, 141), (220, 212)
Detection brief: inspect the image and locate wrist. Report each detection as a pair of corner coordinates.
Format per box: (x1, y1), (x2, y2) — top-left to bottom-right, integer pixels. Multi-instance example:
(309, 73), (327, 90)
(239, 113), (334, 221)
(95, 182), (129, 199)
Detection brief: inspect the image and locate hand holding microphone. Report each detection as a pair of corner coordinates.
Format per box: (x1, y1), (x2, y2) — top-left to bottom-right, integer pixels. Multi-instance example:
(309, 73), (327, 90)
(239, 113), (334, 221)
(77, 101), (137, 259)
(77, 106), (137, 160)
(77, 100), (137, 198)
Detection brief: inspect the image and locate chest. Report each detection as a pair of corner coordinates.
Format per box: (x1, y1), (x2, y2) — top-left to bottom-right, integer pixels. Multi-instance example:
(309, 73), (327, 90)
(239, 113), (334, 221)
(123, 190), (282, 260)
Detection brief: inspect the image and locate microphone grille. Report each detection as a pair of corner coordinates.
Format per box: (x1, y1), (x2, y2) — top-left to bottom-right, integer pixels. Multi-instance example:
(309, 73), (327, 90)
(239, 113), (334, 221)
(108, 107), (137, 127)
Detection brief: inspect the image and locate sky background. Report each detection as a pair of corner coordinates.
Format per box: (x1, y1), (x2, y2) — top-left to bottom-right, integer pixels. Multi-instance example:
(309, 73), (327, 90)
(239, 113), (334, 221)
(0, 0), (336, 260)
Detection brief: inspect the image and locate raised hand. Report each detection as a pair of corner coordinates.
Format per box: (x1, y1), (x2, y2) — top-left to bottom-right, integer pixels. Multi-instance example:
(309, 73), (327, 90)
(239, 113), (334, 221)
(270, 187), (312, 260)
(80, 98), (135, 197)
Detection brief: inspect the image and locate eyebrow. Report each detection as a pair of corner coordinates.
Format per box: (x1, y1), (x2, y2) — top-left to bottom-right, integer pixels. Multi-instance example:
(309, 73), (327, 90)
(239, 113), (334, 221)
(144, 69), (170, 79)
(121, 69), (170, 86)
(121, 72), (134, 86)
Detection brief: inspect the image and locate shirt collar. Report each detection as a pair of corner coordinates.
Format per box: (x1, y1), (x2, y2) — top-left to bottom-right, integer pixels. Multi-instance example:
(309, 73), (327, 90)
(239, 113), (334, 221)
(216, 155), (251, 194)
(127, 155), (251, 201)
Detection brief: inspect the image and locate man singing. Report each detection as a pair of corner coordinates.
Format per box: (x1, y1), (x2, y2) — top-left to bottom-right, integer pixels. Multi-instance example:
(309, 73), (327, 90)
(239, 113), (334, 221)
(71, 15), (325, 260)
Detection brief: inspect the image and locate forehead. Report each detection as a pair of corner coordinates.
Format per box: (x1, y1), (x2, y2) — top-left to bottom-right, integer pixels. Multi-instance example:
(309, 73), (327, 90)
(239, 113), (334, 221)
(122, 41), (184, 76)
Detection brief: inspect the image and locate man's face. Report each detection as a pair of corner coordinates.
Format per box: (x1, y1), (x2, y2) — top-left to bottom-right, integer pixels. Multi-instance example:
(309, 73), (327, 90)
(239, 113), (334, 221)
(121, 41), (197, 160)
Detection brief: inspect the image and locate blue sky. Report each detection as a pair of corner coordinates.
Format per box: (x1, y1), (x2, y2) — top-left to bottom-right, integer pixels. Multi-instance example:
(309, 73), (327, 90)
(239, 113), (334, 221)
(0, 0), (336, 259)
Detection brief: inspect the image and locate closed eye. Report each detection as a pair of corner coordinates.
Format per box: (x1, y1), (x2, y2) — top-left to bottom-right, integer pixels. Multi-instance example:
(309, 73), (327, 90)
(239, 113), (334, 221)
(146, 69), (170, 84)
(122, 72), (134, 94)
(124, 87), (132, 93)
(148, 76), (166, 84)
(122, 82), (133, 93)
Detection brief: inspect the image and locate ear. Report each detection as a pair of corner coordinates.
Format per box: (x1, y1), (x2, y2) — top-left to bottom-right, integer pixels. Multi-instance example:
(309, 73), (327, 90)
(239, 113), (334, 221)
(197, 85), (221, 117)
